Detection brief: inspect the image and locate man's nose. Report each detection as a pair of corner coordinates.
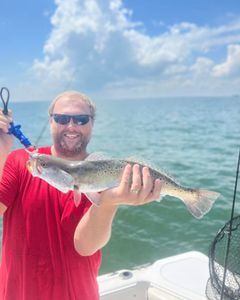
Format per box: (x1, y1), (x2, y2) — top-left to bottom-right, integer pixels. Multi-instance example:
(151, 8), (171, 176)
(66, 118), (78, 128)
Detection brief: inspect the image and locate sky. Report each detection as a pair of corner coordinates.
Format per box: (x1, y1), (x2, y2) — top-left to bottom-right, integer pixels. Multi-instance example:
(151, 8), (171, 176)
(1, 0), (240, 102)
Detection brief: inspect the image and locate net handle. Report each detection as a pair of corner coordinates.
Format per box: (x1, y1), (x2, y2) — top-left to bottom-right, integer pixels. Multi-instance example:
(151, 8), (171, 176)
(220, 148), (240, 300)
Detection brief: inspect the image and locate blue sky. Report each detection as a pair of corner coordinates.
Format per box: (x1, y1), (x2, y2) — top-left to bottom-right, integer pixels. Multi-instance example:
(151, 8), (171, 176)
(1, 0), (240, 101)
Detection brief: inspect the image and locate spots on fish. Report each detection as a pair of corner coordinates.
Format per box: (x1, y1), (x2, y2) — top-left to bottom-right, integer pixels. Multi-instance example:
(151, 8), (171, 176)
(27, 154), (220, 218)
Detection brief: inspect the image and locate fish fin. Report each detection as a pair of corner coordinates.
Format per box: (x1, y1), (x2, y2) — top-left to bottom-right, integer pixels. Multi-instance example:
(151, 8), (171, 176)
(52, 170), (74, 193)
(182, 189), (221, 219)
(73, 187), (82, 207)
(85, 152), (111, 161)
(155, 195), (164, 203)
(126, 156), (178, 183)
(126, 156), (152, 166)
(85, 192), (101, 206)
(36, 168), (74, 193)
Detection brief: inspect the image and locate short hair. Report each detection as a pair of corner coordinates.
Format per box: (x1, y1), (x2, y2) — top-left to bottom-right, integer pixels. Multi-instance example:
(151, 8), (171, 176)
(48, 90), (96, 120)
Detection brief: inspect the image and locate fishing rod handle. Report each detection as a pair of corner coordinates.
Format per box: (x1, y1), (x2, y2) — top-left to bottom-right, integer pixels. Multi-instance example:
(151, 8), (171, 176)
(8, 123), (32, 148)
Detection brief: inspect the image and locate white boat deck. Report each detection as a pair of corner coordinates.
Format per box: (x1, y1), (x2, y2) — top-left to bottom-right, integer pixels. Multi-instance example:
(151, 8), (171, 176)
(98, 251), (210, 300)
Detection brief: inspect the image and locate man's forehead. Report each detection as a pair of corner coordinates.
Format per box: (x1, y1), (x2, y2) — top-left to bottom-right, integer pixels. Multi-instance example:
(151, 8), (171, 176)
(54, 96), (88, 110)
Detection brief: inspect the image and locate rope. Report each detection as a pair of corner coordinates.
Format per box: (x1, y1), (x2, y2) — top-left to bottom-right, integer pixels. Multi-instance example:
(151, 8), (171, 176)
(1, 87), (33, 148)
(0, 87), (10, 115)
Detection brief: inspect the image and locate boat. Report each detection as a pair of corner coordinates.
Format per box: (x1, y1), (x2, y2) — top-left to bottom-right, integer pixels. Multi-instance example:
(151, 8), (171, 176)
(98, 251), (209, 300)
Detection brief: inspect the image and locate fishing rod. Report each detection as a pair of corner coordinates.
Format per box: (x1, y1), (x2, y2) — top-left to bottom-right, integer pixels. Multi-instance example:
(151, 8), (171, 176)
(0, 87), (34, 148)
(33, 67), (78, 147)
(220, 148), (240, 300)
(206, 147), (240, 300)
(2, 67), (86, 147)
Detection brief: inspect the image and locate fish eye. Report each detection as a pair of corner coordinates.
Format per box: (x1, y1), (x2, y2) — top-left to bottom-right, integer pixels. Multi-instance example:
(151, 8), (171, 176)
(40, 161), (47, 167)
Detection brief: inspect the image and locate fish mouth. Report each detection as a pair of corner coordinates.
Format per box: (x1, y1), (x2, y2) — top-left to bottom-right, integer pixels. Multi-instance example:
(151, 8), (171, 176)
(26, 160), (33, 174)
(26, 149), (43, 176)
(26, 160), (42, 175)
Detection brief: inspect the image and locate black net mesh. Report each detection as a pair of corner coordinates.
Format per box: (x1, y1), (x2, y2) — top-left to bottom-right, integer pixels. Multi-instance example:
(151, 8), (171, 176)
(206, 215), (240, 300)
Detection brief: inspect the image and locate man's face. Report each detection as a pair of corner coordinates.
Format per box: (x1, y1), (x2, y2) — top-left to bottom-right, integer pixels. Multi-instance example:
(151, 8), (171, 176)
(50, 96), (94, 159)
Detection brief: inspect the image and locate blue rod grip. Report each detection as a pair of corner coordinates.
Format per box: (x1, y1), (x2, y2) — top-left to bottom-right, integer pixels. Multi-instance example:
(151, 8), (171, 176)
(8, 123), (32, 148)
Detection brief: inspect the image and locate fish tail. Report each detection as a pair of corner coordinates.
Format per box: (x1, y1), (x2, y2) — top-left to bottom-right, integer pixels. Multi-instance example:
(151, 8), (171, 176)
(181, 189), (220, 219)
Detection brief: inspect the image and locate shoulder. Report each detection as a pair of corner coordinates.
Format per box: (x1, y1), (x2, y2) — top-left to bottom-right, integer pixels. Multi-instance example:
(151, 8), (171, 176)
(8, 148), (28, 161)
(7, 146), (51, 165)
(37, 146), (52, 155)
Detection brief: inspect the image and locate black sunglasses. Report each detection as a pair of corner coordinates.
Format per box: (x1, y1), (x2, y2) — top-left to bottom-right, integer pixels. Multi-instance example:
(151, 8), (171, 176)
(51, 114), (92, 125)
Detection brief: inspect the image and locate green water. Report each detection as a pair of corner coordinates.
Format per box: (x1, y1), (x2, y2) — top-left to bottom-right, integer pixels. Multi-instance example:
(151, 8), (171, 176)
(2, 96), (240, 274)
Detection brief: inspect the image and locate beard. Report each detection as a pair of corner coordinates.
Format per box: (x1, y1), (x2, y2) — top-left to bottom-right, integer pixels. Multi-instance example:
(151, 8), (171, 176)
(52, 130), (90, 158)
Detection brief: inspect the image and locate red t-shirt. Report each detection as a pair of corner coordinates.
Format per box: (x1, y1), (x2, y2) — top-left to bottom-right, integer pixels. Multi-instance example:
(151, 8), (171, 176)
(0, 147), (101, 300)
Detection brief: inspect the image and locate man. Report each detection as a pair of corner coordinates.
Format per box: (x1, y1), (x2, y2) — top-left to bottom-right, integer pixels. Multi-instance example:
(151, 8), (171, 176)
(0, 91), (161, 300)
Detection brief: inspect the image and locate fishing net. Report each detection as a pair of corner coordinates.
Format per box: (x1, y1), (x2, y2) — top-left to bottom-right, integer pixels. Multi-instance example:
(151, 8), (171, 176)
(206, 215), (240, 300)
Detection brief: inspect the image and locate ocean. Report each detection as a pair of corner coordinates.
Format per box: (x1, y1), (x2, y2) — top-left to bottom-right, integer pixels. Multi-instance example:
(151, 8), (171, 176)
(1, 96), (240, 274)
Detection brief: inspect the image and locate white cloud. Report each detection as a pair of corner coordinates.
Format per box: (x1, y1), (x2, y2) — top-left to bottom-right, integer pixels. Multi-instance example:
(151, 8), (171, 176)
(191, 57), (214, 73)
(16, 0), (240, 100)
(212, 44), (240, 77)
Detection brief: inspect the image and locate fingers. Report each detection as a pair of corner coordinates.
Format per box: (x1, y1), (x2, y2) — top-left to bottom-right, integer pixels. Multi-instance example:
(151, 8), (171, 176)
(138, 167), (153, 199)
(119, 164), (132, 192)
(147, 178), (162, 203)
(119, 164), (162, 206)
(137, 167), (162, 204)
(130, 164), (141, 193)
(0, 109), (12, 133)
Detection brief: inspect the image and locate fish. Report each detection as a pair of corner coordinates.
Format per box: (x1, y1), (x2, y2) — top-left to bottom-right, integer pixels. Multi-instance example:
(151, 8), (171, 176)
(26, 152), (220, 219)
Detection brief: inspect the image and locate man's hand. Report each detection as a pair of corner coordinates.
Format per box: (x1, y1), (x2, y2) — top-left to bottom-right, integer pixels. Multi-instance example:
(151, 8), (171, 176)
(99, 164), (162, 207)
(74, 164), (162, 256)
(0, 109), (14, 152)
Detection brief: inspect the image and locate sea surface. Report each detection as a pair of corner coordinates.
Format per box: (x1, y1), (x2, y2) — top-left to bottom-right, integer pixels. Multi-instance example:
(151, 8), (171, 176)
(1, 96), (240, 274)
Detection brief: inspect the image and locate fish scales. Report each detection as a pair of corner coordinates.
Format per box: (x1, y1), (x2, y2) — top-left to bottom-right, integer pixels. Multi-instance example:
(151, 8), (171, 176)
(69, 159), (188, 197)
(26, 153), (221, 219)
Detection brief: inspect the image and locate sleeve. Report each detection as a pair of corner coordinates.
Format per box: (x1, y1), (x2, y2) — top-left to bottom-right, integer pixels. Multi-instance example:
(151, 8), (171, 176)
(0, 151), (21, 207)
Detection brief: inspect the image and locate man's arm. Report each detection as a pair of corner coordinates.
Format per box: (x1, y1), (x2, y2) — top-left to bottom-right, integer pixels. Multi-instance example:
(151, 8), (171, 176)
(0, 110), (14, 215)
(74, 164), (162, 256)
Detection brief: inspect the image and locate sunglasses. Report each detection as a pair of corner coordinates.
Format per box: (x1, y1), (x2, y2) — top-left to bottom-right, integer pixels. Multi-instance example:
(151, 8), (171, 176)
(51, 114), (92, 125)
